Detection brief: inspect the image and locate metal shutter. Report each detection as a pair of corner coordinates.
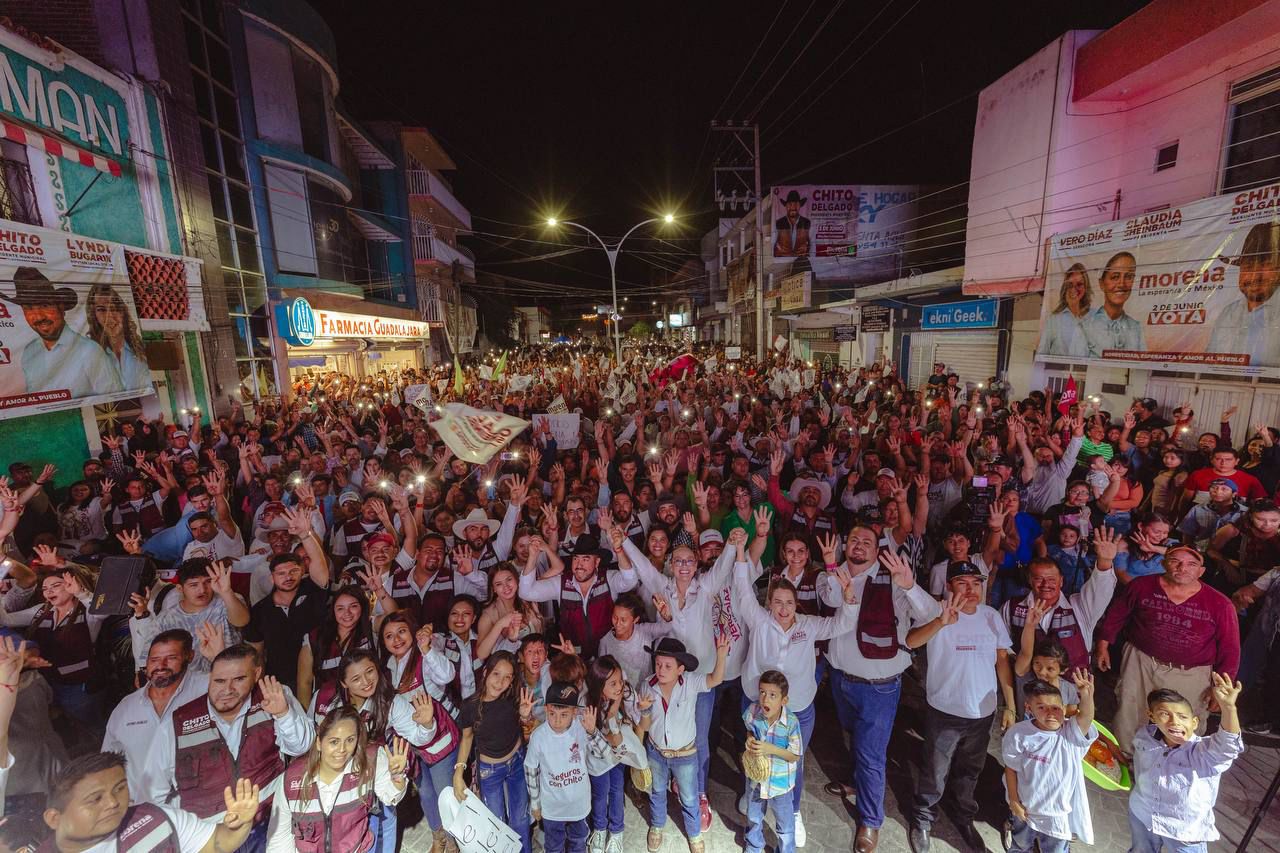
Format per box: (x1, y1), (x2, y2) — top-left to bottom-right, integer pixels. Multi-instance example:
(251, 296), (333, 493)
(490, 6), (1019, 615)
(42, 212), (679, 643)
(931, 333), (999, 387)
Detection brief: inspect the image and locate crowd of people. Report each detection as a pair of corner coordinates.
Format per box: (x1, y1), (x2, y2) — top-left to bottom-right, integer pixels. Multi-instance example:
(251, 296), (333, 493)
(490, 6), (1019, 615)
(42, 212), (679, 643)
(0, 340), (1273, 853)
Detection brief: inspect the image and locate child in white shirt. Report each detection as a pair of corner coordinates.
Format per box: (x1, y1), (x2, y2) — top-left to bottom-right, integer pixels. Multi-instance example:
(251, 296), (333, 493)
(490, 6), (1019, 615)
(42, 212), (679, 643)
(524, 682), (608, 853)
(1002, 671), (1098, 853)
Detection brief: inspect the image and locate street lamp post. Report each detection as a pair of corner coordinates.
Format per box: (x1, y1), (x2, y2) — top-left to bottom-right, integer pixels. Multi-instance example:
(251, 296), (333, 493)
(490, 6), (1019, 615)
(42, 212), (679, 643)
(547, 214), (674, 365)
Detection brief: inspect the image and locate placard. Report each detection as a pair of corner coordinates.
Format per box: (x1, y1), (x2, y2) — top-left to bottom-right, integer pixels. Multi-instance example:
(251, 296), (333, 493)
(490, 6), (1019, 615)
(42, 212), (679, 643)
(403, 383), (433, 414)
(532, 413), (581, 450)
(434, 404), (529, 464)
(725, 346), (742, 360)
(860, 305), (890, 333)
(437, 790), (521, 853)
(834, 324), (858, 342)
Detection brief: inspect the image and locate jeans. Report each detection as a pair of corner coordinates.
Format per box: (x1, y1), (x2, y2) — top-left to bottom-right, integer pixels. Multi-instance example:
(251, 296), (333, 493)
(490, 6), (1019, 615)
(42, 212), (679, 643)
(790, 701), (816, 813)
(706, 676), (745, 771)
(646, 743), (701, 840)
(911, 706), (993, 829)
(370, 801), (397, 853)
(50, 681), (103, 730)
(543, 817), (588, 853)
(418, 749), (458, 830)
(477, 748), (532, 853)
(830, 671), (901, 828)
(590, 765), (625, 833)
(745, 787), (795, 853)
(1009, 816), (1070, 853)
(1127, 810), (1207, 853)
(694, 687), (717, 796)
(234, 821), (268, 853)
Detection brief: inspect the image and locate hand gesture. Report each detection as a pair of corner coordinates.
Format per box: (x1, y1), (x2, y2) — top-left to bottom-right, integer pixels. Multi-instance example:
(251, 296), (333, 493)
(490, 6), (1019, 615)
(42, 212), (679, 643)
(206, 560), (234, 597)
(752, 505), (772, 538)
(553, 633), (576, 656)
(692, 481), (709, 510)
(1027, 596), (1053, 626)
(880, 550), (915, 590)
(201, 468), (225, 498)
(508, 474), (529, 508)
(715, 631), (731, 655)
(1210, 671), (1243, 709)
(663, 449), (680, 476)
(1072, 668), (1095, 703)
(580, 704), (599, 735)
(653, 593), (672, 622)
(1093, 526), (1120, 563)
(196, 621), (227, 661)
(452, 544), (477, 576)
(388, 736), (410, 779)
(1222, 405), (1238, 422)
(518, 686), (535, 719)
(832, 566), (858, 604)
(0, 635), (27, 689)
(411, 692), (436, 728)
(128, 592), (149, 619)
(913, 472), (929, 493)
(283, 505), (313, 538)
(356, 564), (387, 598)
(635, 692), (654, 712)
(259, 675), (288, 717)
(727, 526), (748, 560)
(102, 434), (121, 450)
(987, 504), (1007, 531)
(750, 472), (768, 493)
(60, 570), (83, 598)
(416, 625), (435, 655)
(220, 778), (261, 831)
(682, 512), (698, 538)
(33, 543), (63, 569)
(770, 449), (785, 477)
(939, 591), (961, 626)
(817, 531), (841, 566)
(1123, 412), (1136, 431)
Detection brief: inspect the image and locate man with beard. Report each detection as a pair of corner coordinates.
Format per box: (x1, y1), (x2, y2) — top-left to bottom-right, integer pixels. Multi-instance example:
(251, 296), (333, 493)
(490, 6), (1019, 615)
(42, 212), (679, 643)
(607, 488), (647, 547)
(147, 644), (313, 849)
(387, 531), (488, 627)
(103, 627), (222, 800)
(129, 558), (249, 675)
(1210, 221), (1280, 365)
(448, 475), (526, 576)
(767, 448), (838, 539)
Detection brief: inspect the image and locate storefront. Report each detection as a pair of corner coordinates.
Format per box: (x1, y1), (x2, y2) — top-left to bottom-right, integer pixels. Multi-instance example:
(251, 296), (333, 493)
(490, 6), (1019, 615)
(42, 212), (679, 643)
(902, 298), (1003, 389)
(274, 294), (435, 395)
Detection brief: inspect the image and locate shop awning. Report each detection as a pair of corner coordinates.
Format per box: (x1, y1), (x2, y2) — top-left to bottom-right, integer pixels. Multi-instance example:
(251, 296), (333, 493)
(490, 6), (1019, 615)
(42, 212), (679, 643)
(961, 276), (1042, 296)
(0, 118), (122, 177)
(347, 208), (401, 242)
(335, 112), (396, 169)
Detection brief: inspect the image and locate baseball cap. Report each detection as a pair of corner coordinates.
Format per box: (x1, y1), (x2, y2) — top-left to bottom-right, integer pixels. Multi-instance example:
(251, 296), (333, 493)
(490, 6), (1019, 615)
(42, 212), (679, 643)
(1164, 544), (1205, 564)
(1209, 477), (1239, 493)
(172, 430), (188, 438)
(545, 681), (580, 708)
(988, 455), (1012, 468)
(699, 530), (724, 546)
(339, 490), (362, 505)
(364, 532), (396, 550)
(875, 467), (897, 479)
(946, 560), (984, 581)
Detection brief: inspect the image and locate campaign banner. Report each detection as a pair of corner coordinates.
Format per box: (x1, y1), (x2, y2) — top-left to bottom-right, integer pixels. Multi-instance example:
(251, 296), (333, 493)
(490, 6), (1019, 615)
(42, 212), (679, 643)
(770, 184), (922, 261)
(403, 383), (433, 414)
(532, 413), (581, 449)
(1038, 181), (1280, 376)
(434, 403), (529, 464)
(507, 374), (532, 392)
(0, 220), (157, 418)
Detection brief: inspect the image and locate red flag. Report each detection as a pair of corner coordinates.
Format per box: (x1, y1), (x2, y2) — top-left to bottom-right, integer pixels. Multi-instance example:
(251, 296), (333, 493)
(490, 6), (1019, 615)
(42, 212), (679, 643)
(1057, 375), (1077, 416)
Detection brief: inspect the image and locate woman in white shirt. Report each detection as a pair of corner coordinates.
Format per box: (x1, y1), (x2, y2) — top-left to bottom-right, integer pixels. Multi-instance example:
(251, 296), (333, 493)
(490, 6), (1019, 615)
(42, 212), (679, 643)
(597, 592), (672, 689)
(266, 704), (410, 853)
(1041, 263), (1093, 359)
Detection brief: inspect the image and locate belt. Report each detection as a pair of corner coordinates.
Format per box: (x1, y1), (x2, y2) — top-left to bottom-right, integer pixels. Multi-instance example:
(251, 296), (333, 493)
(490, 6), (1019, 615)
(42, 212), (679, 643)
(1137, 647), (1205, 673)
(838, 670), (900, 686)
(649, 740), (697, 759)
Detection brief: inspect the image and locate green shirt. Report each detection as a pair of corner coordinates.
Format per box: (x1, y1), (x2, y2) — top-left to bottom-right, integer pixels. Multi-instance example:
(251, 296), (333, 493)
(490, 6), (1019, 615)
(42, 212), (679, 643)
(720, 503), (777, 567)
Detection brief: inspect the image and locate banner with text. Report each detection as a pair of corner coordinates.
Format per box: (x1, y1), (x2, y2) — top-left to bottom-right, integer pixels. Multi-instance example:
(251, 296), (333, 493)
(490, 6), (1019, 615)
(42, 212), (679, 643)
(435, 403), (529, 464)
(770, 185), (921, 280)
(0, 220), (156, 418)
(1038, 182), (1280, 376)
(532, 413), (581, 450)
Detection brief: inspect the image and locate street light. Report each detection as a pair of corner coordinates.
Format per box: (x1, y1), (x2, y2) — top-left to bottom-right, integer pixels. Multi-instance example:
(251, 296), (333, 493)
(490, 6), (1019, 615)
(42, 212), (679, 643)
(545, 214), (677, 364)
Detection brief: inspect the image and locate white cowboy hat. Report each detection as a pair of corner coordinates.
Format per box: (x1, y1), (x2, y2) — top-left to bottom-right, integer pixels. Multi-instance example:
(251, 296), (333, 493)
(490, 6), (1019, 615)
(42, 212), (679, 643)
(788, 476), (832, 510)
(452, 508), (500, 539)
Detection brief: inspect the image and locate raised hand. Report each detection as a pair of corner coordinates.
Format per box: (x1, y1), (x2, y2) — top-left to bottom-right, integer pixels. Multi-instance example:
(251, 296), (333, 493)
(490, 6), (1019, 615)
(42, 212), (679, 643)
(196, 620), (226, 661)
(1093, 526), (1120, 563)
(653, 594), (672, 622)
(580, 704), (599, 734)
(259, 675), (288, 717)
(635, 692), (654, 713)
(987, 504), (1007, 531)
(128, 592), (149, 619)
(770, 449), (785, 477)
(452, 544), (477, 576)
(879, 550), (915, 590)
(33, 544), (63, 569)
(691, 481), (709, 509)
(752, 505), (772, 539)
(508, 475), (529, 507)
(220, 778), (261, 831)
(388, 736), (410, 781)
(410, 692), (436, 728)
(356, 564), (387, 598)
(60, 570), (83, 598)
(681, 511), (698, 538)
(817, 531), (841, 566)
(553, 633), (576, 656)
(207, 560), (234, 597)
(0, 635), (27, 689)
(1072, 668), (1095, 703)
(1210, 671), (1243, 709)
(416, 624), (435, 655)
(832, 566), (858, 604)
(750, 472), (768, 493)
(518, 686), (535, 719)
(939, 591), (961, 626)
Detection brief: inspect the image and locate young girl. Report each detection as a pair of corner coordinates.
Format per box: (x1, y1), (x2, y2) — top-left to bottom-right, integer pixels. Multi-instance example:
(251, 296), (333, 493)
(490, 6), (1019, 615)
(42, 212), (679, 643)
(597, 592), (671, 689)
(1045, 524), (1093, 597)
(1114, 514), (1176, 584)
(453, 651), (533, 853)
(1148, 448), (1188, 517)
(266, 705), (410, 853)
(477, 562), (545, 655)
(1012, 600), (1080, 717)
(584, 656), (638, 853)
(297, 584), (376, 708)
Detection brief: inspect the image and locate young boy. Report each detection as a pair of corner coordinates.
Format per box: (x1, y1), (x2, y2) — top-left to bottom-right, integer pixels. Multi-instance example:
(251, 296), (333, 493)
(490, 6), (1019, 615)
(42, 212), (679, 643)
(525, 682), (608, 853)
(1012, 599), (1079, 718)
(1001, 672), (1098, 853)
(742, 670), (803, 853)
(638, 635), (730, 853)
(1045, 525), (1092, 597)
(1128, 676), (1245, 852)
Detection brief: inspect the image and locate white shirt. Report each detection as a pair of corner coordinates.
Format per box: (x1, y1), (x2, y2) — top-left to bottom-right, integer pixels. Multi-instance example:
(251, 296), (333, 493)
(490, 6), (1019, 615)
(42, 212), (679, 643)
(640, 672), (708, 750)
(81, 804), (216, 853)
(1001, 718), (1096, 843)
(20, 323), (123, 397)
(130, 596), (242, 671)
(924, 605), (1011, 719)
(1129, 724), (1245, 843)
(820, 565), (940, 679)
(599, 622), (671, 689)
(524, 719), (604, 821)
(929, 555), (991, 598)
(265, 747), (405, 853)
(103, 671), (210, 800)
(182, 526), (247, 563)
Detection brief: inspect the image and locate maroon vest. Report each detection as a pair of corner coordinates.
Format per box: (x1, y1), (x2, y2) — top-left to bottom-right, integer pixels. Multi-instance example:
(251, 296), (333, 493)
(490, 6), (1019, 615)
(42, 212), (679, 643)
(37, 802), (177, 853)
(442, 633), (483, 703)
(342, 518), (379, 552)
(307, 630), (374, 690)
(390, 648), (460, 721)
(116, 495), (166, 538)
(172, 686), (283, 823)
(855, 567), (905, 660)
(387, 660), (461, 767)
(559, 573), (614, 659)
(788, 507), (836, 540)
(29, 601), (92, 684)
(283, 746), (378, 853)
(1008, 599), (1090, 672)
(389, 564), (454, 627)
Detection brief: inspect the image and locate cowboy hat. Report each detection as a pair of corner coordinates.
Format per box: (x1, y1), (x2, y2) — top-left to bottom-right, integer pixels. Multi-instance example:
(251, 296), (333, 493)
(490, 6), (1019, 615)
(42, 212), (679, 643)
(1, 267), (77, 310)
(789, 476), (832, 509)
(452, 507), (500, 539)
(570, 535), (610, 563)
(645, 637), (699, 672)
(1222, 221), (1280, 266)
(780, 189), (807, 206)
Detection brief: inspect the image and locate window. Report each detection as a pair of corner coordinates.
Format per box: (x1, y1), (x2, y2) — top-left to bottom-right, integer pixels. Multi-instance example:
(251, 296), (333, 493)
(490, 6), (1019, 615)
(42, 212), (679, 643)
(1154, 141), (1178, 173)
(292, 47), (329, 162)
(0, 140), (39, 225)
(1223, 67), (1280, 192)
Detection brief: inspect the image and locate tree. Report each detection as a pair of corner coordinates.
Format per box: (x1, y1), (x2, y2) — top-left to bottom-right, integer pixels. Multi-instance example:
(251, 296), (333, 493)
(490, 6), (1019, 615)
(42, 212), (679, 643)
(626, 320), (652, 339)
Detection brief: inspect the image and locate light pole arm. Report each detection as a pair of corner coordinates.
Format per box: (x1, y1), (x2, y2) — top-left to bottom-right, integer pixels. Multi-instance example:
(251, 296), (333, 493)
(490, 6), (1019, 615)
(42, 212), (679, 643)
(558, 220), (611, 255)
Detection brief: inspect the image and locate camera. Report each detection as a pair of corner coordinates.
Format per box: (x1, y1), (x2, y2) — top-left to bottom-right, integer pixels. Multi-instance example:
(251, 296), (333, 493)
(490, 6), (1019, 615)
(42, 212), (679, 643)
(965, 475), (998, 539)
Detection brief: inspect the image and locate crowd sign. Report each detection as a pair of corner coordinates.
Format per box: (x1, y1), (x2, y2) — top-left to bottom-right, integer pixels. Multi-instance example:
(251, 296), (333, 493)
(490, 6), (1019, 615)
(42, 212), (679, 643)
(435, 403), (529, 464)
(0, 220), (157, 418)
(1038, 180), (1280, 376)
(437, 790), (521, 853)
(532, 413), (581, 449)
(770, 185), (922, 269)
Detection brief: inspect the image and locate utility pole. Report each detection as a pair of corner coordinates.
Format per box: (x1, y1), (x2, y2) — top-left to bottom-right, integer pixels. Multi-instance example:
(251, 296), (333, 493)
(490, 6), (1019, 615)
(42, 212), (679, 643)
(710, 120), (766, 361)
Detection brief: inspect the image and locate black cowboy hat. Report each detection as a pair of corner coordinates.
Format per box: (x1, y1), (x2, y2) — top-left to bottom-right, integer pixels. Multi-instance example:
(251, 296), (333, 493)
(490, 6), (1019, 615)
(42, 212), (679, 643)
(0, 267), (77, 310)
(645, 637), (699, 672)
(781, 189), (807, 206)
(570, 535), (610, 563)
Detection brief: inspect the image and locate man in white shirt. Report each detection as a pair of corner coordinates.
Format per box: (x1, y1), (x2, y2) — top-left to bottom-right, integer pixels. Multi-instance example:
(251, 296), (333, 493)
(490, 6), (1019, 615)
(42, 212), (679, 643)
(905, 561), (1016, 853)
(129, 558), (250, 675)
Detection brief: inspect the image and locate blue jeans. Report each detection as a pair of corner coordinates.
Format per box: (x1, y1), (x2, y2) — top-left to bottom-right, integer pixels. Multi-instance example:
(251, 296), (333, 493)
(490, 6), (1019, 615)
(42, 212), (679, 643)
(234, 820), (268, 853)
(745, 787), (795, 853)
(1009, 816), (1069, 853)
(417, 749), (458, 830)
(370, 801), (396, 853)
(830, 670), (902, 828)
(477, 748), (532, 853)
(590, 765), (625, 833)
(646, 743), (701, 840)
(790, 701), (816, 813)
(706, 676), (745, 777)
(543, 817), (588, 853)
(50, 681), (103, 730)
(694, 687), (717, 796)
(1127, 811), (1207, 853)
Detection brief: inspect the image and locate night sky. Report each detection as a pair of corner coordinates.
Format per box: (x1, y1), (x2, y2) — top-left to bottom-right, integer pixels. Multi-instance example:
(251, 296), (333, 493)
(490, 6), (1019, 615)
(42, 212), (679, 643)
(310, 0), (1151, 312)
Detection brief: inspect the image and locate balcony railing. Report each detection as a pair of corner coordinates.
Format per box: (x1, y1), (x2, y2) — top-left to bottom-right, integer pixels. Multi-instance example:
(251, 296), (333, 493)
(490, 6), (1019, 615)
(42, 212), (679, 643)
(413, 231), (476, 279)
(407, 169), (472, 230)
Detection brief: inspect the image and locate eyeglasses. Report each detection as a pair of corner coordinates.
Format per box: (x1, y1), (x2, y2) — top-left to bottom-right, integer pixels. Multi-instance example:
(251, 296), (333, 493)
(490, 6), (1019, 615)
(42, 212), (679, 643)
(671, 558), (697, 568)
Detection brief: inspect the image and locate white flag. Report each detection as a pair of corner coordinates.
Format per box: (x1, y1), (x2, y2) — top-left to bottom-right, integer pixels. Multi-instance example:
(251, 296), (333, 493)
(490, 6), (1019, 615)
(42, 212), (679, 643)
(547, 395), (569, 414)
(435, 403), (529, 464)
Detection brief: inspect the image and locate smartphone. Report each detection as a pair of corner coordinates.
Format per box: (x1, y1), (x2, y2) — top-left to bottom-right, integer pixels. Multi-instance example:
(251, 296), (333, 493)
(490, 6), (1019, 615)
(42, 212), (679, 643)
(499, 452), (519, 461)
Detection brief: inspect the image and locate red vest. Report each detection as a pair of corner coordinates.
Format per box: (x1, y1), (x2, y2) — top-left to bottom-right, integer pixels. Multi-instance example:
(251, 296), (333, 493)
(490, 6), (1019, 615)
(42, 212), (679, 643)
(442, 633), (482, 703)
(29, 602), (92, 684)
(37, 802), (177, 853)
(172, 686), (283, 823)
(559, 573), (614, 659)
(787, 507), (836, 540)
(855, 567), (905, 660)
(389, 564), (454, 627)
(1008, 599), (1090, 672)
(387, 653), (461, 766)
(390, 649), (459, 721)
(116, 495), (166, 538)
(283, 746), (378, 853)
(307, 630), (374, 690)
(342, 518), (379, 552)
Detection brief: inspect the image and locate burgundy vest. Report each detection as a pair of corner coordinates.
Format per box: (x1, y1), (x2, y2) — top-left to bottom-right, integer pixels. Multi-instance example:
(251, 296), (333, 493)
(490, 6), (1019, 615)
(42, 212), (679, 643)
(788, 508), (836, 540)
(37, 802), (178, 853)
(283, 746), (378, 853)
(388, 659), (461, 767)
(342, 518), (378, 551)
(1008, 599), (1090, 672)
(172, 686), (283, 823)
(390, 648), (460, 721)
(30, 601), (92, 684)
(855, 567), (905, 660)
(559, 573), (614, 659)
(116, 495), (166, 538)
(307, 630), (374, 690)
(389, 564), (455, 627)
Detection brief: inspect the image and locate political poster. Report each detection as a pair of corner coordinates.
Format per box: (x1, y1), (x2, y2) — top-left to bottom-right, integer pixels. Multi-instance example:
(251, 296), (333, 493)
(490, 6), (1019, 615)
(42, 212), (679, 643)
(0, 220), (158, 418)
(532, 413), (581, 449)
(770, 185), (922, 266)
(1037, 180), (1280, 376)
(507, 374), (532, 393)
(403, 383), (434, 414)
(434, 403), (529, 464)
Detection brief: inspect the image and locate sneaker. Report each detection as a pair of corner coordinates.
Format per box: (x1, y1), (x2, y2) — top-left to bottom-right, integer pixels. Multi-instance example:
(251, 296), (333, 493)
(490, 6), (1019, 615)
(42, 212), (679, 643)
(646, 827), (663, 853)
(1000, 819), (1012, 851)
(605, 833), (623, 853)
(794, 811), (806, 848)
(588, 830), (606, 853)
(689, 840), (705, 853)
(699, 794), (711, 833)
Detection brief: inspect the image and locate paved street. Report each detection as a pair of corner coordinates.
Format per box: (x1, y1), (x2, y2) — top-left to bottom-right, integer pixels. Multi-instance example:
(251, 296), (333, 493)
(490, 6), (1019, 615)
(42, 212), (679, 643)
(403, 671), (1280, 853)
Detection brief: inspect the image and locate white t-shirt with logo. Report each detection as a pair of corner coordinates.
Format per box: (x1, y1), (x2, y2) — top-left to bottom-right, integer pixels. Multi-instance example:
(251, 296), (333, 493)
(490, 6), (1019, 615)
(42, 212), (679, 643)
(1001, 718), (1097, 844)
(925, 605), (1011, 719)
(524, 718), (594, 822)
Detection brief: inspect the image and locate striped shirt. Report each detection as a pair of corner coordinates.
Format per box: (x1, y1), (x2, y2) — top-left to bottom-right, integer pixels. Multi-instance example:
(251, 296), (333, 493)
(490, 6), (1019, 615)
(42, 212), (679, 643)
(742, 703), (802, 799)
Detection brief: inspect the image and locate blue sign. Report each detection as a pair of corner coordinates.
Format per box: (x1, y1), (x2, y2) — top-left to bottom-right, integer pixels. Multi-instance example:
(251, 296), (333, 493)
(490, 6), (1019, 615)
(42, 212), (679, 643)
(921, 299), (998, 330)
(279, 297), (316, 346)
